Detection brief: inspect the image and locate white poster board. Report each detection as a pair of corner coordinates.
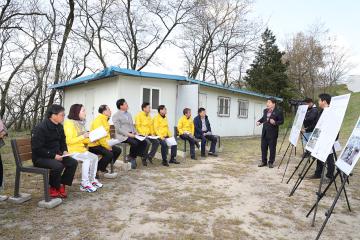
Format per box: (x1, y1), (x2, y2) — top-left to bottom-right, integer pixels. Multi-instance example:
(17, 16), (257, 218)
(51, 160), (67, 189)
(336, 117), (360, 176)
(289, 104), (308, 146)
(305, 108), (330, 153)
(311, 94), (351, 162)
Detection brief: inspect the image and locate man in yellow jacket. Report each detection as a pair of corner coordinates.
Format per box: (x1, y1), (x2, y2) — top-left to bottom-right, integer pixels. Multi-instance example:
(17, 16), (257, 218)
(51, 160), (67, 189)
(88, 105), (122, 173)
(153, 105), (179, 166)
(135, 102), (159, 166)
(177, 108), (199, 160)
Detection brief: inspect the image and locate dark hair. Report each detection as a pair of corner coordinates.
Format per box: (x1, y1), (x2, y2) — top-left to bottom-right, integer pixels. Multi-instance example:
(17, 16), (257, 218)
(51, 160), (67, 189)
(183, 108), (191, 115)
(141, 102), (150, 110)
(116, 99), (126, 109)
(98, 104), (108, 114)
(158, 105), (166, 113)
(318, 93), (331, 105)
(198, 107), (206, 114)
(304, 97), (313, 103)
(46, 104), (65, 118)
(267, 98), (277, 104)
(68, 104), (83, 120)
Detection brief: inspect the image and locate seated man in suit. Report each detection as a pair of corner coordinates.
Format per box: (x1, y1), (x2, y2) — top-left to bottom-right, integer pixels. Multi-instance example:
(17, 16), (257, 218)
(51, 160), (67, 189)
(153, 105), (179, 166)
(177, 108), (199, 160)
(193, 108), (218, 157)
(256, 98), (284, 168)
(112, 99), (147, 169)
(88, 105), (122, 174)
(135, 102), (159, 166)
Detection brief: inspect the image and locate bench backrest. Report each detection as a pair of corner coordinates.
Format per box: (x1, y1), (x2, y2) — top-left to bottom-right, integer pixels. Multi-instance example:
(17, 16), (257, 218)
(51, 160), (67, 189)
(110, 125), (115, 138)
(11, 138), (32, 167)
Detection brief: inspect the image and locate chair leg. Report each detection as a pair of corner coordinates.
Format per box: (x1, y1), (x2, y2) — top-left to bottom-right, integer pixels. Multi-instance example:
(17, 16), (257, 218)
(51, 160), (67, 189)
(14, 169), (21, 198)
(110, 158), (114, 173)
(43, 173), (50, 202)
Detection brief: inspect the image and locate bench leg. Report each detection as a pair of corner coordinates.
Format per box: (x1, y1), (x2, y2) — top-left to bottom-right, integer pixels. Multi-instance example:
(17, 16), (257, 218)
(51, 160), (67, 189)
(43, 172), (50, 202)
(14, 169), (21, 198)
(184, 140), (187, 161)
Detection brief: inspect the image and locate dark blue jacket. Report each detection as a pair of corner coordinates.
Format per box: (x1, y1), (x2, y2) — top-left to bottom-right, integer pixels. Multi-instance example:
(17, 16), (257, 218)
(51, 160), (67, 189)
(258, 107), (284, 138)
(193, 115), (212, 138)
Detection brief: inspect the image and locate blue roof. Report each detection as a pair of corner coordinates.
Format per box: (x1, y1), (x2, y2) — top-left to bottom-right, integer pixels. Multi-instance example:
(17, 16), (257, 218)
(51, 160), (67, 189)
(50, 66), (283, 101)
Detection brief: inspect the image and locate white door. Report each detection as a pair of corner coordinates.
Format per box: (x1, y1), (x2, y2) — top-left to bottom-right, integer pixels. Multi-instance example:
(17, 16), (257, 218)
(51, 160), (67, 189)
(176, 84), (199, 121)
(84, 89), (95, 129)
(253, 103), (264, 135)
(199, 93), (207, 109)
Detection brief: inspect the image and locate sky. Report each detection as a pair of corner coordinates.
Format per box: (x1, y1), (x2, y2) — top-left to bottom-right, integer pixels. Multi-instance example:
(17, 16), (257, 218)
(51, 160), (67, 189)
(145, 0), (360, 78)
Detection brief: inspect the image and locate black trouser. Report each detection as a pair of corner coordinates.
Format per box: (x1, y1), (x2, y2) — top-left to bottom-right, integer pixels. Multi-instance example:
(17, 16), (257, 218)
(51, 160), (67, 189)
(261, 135), (278, 164)
(314, 154), (335, 178)
(199, 134), (217, 155)
(0, 154), (3, 188)
(89, 145), (122, 172)
(159, 139), (177, 161)
(144, 138), (160, 160)
(124, 137), (147, 159)
(33, 157), (78, 189)
(180, 134), (196, 158)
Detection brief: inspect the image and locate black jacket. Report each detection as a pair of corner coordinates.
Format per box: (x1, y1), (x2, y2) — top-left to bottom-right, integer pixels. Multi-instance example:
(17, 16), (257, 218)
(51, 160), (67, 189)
(258, 107), (284, 138)
(303, 105), (318, 133)
(193, 115), (212, 139)
(31, 118), (68, 161)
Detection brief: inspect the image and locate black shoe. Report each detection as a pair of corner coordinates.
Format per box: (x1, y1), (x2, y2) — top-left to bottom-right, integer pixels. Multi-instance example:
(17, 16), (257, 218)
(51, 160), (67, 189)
(306, 174), (321, 180)
(142, 158), (148, 166)
(148, 157), (153, 164)
(130, 159), (137, 169)
(208, 152), (218, 157)
(162, 161), (169, 167)
(191, 156), (197, 160)
(268, 163), (274, 168)
(258, 162), (267, 167)
(169, 159), (180, 164)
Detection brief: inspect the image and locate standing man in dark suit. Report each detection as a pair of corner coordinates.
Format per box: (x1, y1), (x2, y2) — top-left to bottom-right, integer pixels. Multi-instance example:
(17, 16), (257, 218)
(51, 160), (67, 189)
(257, 98), (284, 168)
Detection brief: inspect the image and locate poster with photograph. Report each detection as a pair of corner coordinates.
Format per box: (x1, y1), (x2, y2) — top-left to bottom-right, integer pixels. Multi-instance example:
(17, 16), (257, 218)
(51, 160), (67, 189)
(336, 117), (360, 176)
(305, 108), (330, 152)
(289, 104), (308, 146)
(311, 94), (351, 162)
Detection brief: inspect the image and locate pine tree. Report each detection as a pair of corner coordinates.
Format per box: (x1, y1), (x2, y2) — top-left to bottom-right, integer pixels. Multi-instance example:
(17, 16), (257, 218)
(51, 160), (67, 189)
(244, 28), (293, 100)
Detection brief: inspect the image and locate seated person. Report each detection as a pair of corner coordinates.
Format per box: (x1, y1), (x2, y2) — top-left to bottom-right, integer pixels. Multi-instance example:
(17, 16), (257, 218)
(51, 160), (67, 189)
(31, 104), (78, 198)
(64, 104), (102, 193)
(112, 99), (147, 169)
(153, 105), (179, 166)
(193, 108), (218, 157)
(88, 105), (122, 175)
(135, 102), (159, 166)
(177, 108), (199, 160)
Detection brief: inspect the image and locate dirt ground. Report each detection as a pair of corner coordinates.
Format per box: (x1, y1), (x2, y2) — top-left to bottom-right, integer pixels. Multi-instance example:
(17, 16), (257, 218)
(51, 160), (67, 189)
(1, 137), (359, 240)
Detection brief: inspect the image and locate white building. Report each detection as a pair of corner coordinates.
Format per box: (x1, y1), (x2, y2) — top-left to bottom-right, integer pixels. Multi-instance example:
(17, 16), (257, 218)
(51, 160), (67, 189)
(50, 66), (282, 137)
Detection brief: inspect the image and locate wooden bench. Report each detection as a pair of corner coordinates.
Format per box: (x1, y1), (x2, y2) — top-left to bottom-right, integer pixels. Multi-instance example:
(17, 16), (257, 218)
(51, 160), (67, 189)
(9, 138), (62, 208)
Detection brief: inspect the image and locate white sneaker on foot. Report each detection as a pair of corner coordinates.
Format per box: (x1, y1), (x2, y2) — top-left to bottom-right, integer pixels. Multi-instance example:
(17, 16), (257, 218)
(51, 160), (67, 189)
(91, 179), (103, 188)
(80, 181), (97, 192)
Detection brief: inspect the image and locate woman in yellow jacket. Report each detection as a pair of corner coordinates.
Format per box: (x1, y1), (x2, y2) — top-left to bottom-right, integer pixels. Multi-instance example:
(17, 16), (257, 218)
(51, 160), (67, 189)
(177, 108), (199, 160)
(64, 104), (102, 193)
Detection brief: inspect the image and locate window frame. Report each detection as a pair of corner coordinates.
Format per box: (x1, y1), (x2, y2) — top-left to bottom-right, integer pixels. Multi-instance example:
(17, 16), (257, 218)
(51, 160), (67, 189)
(141, 86), (161, 110)
(237, 99), (249, 118)
(217, 96), (231, 117)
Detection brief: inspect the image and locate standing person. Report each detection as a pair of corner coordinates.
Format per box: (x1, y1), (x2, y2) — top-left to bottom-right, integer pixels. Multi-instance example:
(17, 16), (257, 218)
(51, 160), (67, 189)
(153, 105), (179, 166)
(31, 104), (78, 198)
(307, 93), (335, 181)
(193, 108), (218, 157)
(301, 98), (318, 157)
(177, 108), (199, 160)
(112, 99), (147, 169)
(88, 105), (122, 175)
(0, 118), (8, 200)
(64, 104), (102, 193)
(257, 98), (284, 168)
(135, 102), (159, 166)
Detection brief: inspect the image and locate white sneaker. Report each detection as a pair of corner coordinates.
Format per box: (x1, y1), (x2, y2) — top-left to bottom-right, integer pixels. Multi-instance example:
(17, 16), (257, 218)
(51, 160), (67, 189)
(91, 179), (103, 188)
(80, 181), (97, 192)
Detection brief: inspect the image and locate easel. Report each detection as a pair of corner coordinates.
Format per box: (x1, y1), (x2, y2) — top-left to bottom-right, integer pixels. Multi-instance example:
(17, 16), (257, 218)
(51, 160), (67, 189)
(278, 132), (306, 183)
(286, 133), (309, 184)
(306, 148), (351, 227)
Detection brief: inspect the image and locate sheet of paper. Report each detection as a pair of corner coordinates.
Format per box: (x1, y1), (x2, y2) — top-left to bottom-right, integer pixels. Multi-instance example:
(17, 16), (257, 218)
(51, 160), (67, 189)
(61, 153), (76, 157)
(135, 135), (146, 141)
(107, 138), (121, 147)
(165, 136), (177, 146)
(89, 126), (107, 142)
(147, 136), (160, 140)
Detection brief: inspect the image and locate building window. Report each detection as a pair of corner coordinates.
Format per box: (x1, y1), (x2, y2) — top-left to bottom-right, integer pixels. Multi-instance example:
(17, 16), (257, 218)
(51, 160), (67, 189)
(142, 87), (160, 110)
(218, 97), (230, 117)
(238, 99), (249, 118)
